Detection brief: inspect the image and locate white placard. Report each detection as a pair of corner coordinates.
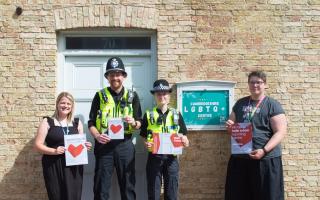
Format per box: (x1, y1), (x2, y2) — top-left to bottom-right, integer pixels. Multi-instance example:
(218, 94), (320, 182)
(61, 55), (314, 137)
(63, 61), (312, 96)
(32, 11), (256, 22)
(231, 123), (253, 154)
(64, 134), (88, 166)
(152, 133), (183, 155)
(108, 118), (124, 139)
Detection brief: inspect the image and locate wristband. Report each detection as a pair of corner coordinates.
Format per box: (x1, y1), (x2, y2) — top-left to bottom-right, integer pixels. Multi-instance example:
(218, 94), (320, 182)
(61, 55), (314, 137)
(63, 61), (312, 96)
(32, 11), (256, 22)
(262, 147), (268, 154)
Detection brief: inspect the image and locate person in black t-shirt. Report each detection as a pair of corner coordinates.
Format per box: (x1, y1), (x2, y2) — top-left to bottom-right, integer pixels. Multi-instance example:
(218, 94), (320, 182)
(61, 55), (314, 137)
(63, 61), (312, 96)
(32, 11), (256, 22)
(225, 71), (287, 200)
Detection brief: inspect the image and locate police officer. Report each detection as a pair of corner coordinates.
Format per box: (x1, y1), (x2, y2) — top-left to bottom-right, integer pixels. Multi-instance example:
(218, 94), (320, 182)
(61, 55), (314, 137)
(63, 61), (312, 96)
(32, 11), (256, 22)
(88, 57), (142, 200)
(140, 79), (190, 200)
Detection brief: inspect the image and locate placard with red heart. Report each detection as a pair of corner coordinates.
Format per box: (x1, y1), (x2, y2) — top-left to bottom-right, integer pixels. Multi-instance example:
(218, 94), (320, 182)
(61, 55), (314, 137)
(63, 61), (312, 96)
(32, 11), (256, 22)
(152, 133), (183, 155)
(231, 123), (253, 154)
(231, 123), (252, 147)
(64, 134), (88, 166)
(108, 118), (124, 139)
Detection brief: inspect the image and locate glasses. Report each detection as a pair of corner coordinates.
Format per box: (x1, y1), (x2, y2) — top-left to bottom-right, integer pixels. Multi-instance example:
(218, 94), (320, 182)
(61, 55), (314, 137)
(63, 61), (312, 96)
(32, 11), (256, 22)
(249, 81), (264, 85)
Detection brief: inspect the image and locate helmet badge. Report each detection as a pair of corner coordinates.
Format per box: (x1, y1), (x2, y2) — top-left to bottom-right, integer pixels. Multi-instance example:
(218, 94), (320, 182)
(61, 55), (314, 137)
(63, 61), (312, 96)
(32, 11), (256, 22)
(111, 58), (119, 68)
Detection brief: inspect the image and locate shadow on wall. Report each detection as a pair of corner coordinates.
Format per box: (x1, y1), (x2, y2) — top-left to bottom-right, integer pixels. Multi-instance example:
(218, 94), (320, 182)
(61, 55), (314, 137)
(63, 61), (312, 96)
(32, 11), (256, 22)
(179, 131), (230, 200)
(76, 114), (96, 200)
(0, 139), (47, 200)
(0, 115), (96, 200)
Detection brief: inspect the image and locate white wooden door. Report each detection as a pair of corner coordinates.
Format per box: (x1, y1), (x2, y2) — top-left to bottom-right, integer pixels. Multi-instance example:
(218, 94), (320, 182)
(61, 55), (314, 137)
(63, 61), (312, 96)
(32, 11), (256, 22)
(62, 56), (152, 200)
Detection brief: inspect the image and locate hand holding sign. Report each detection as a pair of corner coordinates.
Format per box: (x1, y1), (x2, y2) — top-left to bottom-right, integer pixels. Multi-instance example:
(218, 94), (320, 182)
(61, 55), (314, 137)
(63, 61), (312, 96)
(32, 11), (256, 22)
(178, 134), (190, 147)
(96, 134), (110, 144)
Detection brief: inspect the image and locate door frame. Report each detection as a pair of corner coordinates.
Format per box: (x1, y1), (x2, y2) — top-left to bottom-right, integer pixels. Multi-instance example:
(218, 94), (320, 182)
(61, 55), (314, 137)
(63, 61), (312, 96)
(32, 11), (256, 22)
(57, 29), (157, 94)
(56, 29), (157, 200)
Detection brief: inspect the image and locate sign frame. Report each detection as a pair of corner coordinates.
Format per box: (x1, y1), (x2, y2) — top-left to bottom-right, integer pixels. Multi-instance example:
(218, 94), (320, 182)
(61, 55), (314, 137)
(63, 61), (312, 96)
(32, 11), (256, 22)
(177, 80), (236, 131)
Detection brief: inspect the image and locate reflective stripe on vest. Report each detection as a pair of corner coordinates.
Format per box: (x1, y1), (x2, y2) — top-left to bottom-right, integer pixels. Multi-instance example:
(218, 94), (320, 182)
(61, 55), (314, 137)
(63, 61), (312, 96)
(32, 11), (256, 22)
(96, 88), (134, 134)
(146, 107), (180, 134)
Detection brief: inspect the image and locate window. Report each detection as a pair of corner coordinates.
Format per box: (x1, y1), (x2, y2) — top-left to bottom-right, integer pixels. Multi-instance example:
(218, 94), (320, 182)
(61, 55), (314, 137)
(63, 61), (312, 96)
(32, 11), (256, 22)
(66, 37), (151, 50)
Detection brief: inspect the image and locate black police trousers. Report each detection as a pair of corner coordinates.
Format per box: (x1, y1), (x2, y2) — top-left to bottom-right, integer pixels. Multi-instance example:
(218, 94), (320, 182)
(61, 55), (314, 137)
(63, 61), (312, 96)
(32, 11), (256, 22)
(146, 154), (179, 200)
(94, 138), (136, 200)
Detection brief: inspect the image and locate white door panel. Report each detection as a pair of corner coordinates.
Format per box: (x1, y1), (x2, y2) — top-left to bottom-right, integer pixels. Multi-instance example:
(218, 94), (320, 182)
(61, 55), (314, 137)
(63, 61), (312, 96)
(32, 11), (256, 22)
(62, 56), (152, 200)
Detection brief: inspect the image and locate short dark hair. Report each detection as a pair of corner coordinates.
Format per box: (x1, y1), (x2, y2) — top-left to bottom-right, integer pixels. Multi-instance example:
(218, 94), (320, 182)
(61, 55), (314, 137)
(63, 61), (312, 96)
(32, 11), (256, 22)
(248, 71), (267, 83)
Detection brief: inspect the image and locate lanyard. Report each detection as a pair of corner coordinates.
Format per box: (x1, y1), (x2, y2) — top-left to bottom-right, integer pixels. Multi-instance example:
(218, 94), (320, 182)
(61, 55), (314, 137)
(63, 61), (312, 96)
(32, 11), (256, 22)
(58, 120), (69, 135)
(248, 96), (265, 120)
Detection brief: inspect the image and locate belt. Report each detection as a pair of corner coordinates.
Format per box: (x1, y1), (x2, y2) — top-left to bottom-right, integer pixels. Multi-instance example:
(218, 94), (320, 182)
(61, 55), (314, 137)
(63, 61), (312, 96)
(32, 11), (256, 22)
(124, 134), (132, 140)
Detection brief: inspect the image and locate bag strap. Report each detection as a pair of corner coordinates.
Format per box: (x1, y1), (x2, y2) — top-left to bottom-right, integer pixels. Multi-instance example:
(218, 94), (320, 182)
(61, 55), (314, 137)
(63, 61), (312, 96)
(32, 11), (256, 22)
(100, 88), (108, 103)
(73, 118), (80, 132)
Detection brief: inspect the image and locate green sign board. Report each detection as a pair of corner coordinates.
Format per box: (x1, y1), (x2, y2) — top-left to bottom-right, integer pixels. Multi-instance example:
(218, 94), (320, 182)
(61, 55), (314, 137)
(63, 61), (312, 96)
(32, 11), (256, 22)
(181, 90), (229, 127)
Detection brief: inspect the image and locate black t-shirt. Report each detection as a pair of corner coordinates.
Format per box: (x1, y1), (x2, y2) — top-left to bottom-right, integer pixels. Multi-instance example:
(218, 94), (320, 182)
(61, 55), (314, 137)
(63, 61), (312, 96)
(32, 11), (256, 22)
(140, 108), (188, 138)
(88, 87), (142, 128)
(232, 96), (285, 158)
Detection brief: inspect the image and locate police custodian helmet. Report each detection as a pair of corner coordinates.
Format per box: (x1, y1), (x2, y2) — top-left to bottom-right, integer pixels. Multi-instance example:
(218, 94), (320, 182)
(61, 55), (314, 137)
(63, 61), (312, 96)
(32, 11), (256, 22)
(150, 79), (172, 94)
(105, 57), (127, 77)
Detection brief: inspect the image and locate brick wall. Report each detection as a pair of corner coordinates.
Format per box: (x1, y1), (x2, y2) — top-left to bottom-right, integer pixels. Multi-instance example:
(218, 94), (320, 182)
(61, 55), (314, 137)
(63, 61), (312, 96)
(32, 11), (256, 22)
(0, 1), (319, 199)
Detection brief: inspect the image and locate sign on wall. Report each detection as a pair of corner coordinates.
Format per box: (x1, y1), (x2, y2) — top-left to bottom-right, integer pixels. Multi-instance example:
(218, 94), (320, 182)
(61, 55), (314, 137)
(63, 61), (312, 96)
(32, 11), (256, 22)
(177, 81), (236, 130)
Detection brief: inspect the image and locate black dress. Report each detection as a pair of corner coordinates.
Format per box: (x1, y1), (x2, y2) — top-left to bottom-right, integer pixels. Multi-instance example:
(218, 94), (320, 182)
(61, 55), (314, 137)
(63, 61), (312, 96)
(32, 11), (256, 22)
(42, 117), (83, 200)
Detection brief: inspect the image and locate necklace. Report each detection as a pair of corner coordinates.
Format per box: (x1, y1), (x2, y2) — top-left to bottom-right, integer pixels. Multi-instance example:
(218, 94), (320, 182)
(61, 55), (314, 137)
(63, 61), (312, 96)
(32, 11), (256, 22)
(57, 119), (69, 135)
(247, 96), (265, 121)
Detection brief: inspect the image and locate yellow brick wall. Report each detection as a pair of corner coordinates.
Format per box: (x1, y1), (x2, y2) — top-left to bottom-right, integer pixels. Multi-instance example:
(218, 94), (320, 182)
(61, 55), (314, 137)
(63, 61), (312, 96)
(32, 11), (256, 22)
(0, 1), (319, 199)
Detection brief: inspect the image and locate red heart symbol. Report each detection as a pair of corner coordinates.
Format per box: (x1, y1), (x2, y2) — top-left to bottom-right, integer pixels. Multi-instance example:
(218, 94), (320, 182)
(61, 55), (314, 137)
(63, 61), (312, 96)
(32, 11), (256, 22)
(68, 144), (84, 157)
(231, 123), (252, 147)
(110, 124), (122, 134)
(170, 134), (183, 148)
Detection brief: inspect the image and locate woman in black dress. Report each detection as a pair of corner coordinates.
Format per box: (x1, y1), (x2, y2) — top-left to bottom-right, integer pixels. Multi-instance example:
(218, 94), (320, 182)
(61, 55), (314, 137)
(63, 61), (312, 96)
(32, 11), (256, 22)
(34, 92), (92, 200)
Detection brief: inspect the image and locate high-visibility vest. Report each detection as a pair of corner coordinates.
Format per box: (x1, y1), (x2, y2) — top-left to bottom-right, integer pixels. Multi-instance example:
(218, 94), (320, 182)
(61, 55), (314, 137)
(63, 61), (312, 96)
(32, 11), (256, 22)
(96, 87), (134, 134)
(146, 107), (180, 134)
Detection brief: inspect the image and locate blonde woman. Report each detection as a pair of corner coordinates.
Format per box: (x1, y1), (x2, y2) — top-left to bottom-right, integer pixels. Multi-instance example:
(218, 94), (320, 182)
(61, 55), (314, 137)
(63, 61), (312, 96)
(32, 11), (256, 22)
(34, 92), (91, 200)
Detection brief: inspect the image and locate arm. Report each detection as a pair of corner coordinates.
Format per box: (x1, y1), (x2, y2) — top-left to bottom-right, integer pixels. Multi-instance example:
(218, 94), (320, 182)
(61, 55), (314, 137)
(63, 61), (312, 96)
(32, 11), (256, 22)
(139, 113), (153, 151)
(178, 113), (189, 147)
(178, 113), (188, 135)
(88, 92), (110, 144)
(139, 113), (148, 138)
(225, 111), (236, 131)
(34, 118), (64, 155)
(250, 113), (287, 160)
(78, 120), (92, 150)
(88, 92), (99, 132)
(77, 120), (84, 134)
(128, 91), (142, 129)
(264, 113), (287, 152)
(89, 125), (110, 144)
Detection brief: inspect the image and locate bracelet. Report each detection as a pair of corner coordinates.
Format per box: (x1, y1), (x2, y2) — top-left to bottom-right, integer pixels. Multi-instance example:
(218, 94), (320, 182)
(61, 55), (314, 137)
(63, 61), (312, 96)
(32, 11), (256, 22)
(262, 147), (268, 154)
